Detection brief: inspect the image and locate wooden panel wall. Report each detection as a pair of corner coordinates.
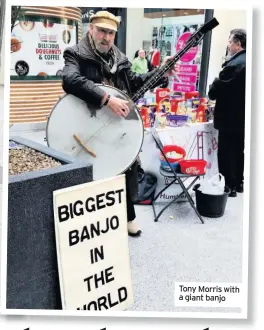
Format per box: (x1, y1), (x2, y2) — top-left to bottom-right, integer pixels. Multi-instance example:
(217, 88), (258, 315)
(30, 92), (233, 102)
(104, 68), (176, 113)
(10, 81), (64, 123)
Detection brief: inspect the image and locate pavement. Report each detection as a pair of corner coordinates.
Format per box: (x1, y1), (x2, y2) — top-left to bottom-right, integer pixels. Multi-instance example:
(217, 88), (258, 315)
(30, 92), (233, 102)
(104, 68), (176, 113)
(7, 124), (244, 314)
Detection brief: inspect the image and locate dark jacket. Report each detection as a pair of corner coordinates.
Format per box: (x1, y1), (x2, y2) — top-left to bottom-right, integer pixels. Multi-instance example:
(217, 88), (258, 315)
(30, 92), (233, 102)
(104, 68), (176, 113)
(62, 35), (167, 200)
(208, 49), (246, 132)
(62, 34), (168, 105)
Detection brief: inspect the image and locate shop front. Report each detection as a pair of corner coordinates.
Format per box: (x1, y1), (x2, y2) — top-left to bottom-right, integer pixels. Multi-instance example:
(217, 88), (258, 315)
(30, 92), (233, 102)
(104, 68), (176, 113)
(141, 8), (214, 97)
(10, 6), (83, 124)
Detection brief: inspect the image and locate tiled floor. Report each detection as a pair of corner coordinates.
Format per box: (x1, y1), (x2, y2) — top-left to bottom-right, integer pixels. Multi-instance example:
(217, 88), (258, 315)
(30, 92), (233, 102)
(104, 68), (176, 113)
(8, 127), (245, 313)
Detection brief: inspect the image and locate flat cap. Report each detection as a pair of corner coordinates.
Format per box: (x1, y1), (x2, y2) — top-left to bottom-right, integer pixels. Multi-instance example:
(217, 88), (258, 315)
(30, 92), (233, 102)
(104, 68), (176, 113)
(89, 10), (120, 32)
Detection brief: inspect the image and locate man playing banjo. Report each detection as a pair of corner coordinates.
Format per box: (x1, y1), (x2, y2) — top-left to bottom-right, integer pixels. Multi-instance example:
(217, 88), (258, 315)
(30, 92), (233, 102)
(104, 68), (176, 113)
(62, 11), (175, 237)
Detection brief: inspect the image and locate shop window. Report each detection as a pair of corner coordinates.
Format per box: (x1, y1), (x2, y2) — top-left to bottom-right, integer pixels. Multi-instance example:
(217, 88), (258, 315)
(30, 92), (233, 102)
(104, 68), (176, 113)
(143, 8), (206, 92)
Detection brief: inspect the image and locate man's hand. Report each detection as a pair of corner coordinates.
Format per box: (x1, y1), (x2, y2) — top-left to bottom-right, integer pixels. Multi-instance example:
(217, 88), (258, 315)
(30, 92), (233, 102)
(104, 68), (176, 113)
(162, 56), (178, 77)
(107, 96), (130, 118)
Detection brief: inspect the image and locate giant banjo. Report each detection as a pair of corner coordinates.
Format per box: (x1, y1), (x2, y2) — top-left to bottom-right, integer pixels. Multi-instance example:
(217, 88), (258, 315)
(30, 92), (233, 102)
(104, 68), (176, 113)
(46, 18), (219, 180)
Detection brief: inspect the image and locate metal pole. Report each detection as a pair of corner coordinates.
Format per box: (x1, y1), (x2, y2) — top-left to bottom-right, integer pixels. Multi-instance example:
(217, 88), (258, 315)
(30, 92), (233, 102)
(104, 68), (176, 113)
(198, 9), (214, 97)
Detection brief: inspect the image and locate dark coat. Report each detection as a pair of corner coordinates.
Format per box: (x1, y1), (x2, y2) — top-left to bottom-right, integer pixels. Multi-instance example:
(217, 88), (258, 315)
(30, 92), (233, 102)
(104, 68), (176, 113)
(62, 34), (168, 105)
(208, 49), (246, 132)
(62, 34), (167, 200)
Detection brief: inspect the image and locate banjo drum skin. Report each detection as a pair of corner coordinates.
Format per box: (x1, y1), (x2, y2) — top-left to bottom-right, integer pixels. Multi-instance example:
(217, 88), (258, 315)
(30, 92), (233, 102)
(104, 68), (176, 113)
(46, 85), (144, 181)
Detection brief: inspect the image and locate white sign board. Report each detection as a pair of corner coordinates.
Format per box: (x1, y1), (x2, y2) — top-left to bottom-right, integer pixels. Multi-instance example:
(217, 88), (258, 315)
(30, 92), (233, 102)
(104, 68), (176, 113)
(11, 20), (77, 77)
(53, 175), (134, 311)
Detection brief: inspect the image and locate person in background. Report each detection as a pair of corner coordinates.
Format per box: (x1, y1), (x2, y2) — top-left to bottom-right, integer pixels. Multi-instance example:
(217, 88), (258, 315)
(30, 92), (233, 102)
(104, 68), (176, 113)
(208, 29), (246, 197)
(132, 48), (149, 74)
(134, 48), (155, 72)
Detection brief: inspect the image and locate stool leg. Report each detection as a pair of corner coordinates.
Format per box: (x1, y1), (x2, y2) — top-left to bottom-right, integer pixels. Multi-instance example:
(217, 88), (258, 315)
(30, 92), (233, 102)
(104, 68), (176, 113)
(177, 178), (204, 224)
(153, 178), (177, 202)
(152, 200), (158, 222)
(152, 178), (177, 222)
(154, 190), (184, 221)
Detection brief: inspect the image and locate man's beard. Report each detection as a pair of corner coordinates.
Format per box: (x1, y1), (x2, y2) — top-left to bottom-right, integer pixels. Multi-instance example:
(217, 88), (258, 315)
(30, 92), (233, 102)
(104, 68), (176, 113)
(95, 41), (110, 54)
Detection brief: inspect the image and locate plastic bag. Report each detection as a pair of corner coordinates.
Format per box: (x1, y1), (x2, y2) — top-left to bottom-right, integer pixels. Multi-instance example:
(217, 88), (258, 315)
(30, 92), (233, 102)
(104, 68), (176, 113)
(198, 173), (225, 195)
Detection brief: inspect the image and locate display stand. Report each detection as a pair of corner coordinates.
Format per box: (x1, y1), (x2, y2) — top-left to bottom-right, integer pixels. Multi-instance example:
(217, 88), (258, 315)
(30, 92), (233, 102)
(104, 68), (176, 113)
(140, 122), (219, 203)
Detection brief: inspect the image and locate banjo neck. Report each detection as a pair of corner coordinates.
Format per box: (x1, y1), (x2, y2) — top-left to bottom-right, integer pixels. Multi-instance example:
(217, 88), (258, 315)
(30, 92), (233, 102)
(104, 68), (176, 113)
(131, 17), (219, 103)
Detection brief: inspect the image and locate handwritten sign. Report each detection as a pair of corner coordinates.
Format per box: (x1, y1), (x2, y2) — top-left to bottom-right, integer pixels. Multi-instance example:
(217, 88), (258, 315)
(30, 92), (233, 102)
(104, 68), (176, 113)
(175, 64), (198, 74)
(53, 175), (134, 311)
(173, 82), (196, 93)
(177, 74), (197, 84)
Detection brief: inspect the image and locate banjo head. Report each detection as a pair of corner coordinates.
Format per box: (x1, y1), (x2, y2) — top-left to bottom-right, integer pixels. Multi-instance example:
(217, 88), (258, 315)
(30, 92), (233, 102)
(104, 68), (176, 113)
(46, 85), (144, 181)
